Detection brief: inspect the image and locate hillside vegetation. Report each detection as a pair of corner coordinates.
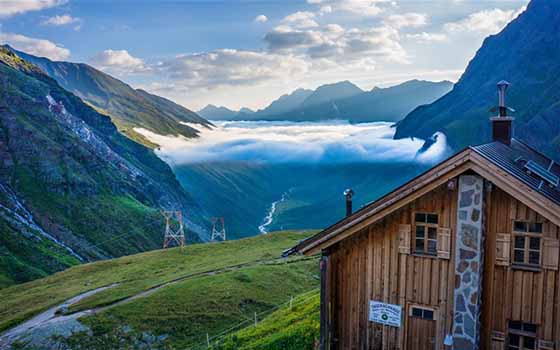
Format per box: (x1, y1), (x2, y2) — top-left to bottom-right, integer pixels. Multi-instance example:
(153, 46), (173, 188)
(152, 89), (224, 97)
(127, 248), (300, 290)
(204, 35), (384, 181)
(212, 291), (320, 350)
(0, 231), (319, 349)
(9, 47), (212, 147)
(0, 47), (208, 287)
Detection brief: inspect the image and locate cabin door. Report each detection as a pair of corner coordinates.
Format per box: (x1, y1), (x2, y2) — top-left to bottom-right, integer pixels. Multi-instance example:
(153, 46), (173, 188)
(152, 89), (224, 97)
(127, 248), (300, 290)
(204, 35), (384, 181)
(406, 306), (436, 350)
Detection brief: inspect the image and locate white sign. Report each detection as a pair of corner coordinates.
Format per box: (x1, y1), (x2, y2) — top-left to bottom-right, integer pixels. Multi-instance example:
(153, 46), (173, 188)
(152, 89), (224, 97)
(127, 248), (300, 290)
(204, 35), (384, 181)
(368, 301), (402, 328)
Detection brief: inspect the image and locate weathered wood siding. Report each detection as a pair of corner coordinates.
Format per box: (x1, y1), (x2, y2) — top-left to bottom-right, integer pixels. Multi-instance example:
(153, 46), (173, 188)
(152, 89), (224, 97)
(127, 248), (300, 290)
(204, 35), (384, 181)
(481, 187), (560, 348)
(327, 183), (458, 350)
(326, 179), (560, 349)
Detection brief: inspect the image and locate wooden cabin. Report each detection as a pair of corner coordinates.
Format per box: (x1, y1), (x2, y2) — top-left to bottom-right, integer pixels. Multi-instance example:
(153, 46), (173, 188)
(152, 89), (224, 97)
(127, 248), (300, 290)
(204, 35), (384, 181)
(288, 83), (560, 350)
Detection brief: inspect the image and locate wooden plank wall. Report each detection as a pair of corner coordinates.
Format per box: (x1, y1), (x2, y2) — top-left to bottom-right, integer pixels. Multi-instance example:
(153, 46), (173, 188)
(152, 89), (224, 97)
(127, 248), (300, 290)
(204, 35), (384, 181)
(328, 184), (458, 350)
(481, 187), (560, 347)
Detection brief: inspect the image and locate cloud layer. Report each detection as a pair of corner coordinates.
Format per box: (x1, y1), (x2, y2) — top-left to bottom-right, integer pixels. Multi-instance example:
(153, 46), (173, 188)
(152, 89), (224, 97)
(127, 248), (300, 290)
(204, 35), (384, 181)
(0, 0), (66, 18)
(134, 120), (448, 166)
(0, 32), (70, 60)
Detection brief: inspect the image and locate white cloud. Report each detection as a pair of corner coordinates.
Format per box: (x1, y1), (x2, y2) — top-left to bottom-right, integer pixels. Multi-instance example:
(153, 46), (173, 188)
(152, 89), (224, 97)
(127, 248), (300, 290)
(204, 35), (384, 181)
(406, 32), (447, 43)
(309, 0), (391, 17)
(157, 49), (309, 90)
(444, 6), (526, 35)
(41, 14), (80, 26)
(264, 23), (407, 65)
(135, 121), (448, 165)
(89, 49), (148, 74)
(254, 14), (268, 23)
(0, 0), (66, 17)
(281, 11), (319, 29)
(384, 13), (428, 29)
(0, 32), (70, 60)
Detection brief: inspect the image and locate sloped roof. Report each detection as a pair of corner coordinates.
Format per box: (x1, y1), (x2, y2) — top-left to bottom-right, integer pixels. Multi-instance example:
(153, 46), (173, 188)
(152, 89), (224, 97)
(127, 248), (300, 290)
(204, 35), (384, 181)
(288, 140), (560, 256)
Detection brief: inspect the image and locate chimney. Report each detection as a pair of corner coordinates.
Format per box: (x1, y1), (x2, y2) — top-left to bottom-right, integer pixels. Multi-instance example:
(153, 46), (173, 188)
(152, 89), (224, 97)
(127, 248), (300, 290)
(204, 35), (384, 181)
(343, 189), (354, 217)
(490, 80), (514, 145)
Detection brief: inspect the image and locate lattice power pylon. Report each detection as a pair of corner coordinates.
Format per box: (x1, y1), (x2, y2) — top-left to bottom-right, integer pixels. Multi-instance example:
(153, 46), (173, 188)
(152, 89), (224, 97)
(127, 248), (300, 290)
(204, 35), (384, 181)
(211, 217), (226, 241)
(162, 210), (185, 249)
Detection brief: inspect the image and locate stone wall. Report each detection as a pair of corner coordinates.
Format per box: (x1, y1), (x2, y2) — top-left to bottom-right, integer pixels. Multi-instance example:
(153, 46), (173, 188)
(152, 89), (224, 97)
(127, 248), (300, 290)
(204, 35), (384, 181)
(452, 175), (484, 350)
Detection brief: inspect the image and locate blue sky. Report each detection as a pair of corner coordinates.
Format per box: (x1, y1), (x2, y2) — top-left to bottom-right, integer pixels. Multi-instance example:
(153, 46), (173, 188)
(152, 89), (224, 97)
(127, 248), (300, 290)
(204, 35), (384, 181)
(0, 0), (527, 110)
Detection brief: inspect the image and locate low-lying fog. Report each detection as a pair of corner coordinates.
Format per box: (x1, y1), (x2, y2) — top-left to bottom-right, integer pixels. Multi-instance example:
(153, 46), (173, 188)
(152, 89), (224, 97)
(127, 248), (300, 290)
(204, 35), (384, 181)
(135, 120), (449, 165)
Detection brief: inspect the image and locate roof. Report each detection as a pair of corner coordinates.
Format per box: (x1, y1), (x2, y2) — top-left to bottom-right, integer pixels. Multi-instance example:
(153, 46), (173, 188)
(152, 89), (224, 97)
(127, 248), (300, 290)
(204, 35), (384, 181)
(288, 139), (560, 256)
(471, 139), (560, 206)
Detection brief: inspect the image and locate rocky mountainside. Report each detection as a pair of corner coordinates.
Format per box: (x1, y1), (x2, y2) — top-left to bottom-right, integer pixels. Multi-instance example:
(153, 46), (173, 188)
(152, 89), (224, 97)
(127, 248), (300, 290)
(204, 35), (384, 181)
(0, 47), (207, 287)
(8, 47), (211, 147)
(395, 0), (560, 159)
(210, 80), (452, 122)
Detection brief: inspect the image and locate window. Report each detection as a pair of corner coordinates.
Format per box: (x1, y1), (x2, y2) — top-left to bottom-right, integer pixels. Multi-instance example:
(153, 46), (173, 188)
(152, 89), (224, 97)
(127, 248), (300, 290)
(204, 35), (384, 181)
(512, 221), (543, 267)
(508, 321), (537, 350)
(414, 213), (438, 255)
(410, 306), (435, 320)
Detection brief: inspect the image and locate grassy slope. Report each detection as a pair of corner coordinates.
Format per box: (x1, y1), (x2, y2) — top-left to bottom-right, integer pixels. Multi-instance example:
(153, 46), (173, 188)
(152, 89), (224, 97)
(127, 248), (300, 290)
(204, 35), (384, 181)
(0, 231), (316, 333)
(213, 292), (320, 350)
(73, 259), (318, 349)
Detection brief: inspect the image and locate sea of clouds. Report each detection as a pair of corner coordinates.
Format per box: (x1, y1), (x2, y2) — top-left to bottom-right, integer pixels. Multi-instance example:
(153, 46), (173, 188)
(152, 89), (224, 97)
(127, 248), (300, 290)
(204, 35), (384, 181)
(134, 120), (449, 166)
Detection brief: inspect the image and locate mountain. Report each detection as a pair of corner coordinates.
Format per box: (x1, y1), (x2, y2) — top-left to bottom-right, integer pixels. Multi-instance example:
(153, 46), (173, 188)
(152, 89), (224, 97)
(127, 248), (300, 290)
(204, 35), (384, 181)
(257, 88), (313, 116)
(197, 104), (239, 120)
(0, 47), (207, 287)
(0, 231), (318, 349)
(395, 0), (560, 159)
(208, 80), (450, 123)
(7, 46), (211, 147)
(301, 80), (363, 108)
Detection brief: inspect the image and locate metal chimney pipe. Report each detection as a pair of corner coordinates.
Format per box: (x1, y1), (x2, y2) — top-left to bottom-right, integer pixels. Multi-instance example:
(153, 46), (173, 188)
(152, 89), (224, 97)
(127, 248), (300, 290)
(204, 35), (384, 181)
(491, 81), (514, 145)
(343, 189), (354, 217)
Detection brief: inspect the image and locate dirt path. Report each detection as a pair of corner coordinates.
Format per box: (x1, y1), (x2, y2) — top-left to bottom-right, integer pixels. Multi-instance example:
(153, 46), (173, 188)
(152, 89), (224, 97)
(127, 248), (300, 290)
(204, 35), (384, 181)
(0, 256), (311, 349)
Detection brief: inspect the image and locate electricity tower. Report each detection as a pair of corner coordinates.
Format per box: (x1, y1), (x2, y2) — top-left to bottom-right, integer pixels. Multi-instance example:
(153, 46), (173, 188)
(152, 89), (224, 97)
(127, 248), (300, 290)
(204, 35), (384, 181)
(162, 210), (185, 249)
(211, 217), (226, 241)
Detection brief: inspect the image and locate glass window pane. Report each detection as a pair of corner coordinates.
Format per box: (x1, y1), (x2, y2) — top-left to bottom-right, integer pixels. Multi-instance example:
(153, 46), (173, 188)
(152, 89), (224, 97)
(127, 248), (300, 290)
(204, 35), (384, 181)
(529, 222), (543, 233)
(428, 227), (437, 239)
(427, 214), (438, 224)
(415, 226), (425, 238)
(529, 237), (540, 250)
(415, 213), (426, 223)
(523, 323), (537, 333)
(423, 310), (434, 320)
(509, 321), (522, 330)
(514, 221), (527, 232)
(523, 337), (535, 349)
(514, 250), (525, 263)
(412, 308), (422, 317)
(415, 239), (424, 251)
(514, 236), (526, 249)
(529, 252), (540, 265)
(428, 240), (437, 253)
(508, 334), (520, 346)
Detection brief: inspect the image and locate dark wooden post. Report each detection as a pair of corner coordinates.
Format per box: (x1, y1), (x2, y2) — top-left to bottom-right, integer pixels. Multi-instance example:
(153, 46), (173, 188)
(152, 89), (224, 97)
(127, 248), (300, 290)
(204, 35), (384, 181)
(320, 252), (329, 350)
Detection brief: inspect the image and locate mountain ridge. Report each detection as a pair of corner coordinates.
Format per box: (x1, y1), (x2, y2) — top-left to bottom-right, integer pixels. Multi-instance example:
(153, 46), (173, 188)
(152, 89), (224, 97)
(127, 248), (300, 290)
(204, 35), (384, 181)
(200, 79), (452, 122)
(394, 0), (560, 160)
(0, 47), (207, 286)
(6, 46), (212, 147)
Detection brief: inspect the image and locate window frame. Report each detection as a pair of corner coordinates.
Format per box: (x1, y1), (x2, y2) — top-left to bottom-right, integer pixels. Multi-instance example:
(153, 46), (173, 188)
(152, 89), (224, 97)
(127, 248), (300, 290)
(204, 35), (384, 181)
(412, 212), (439, 256)
(511, 220), (543, 269)
(408, 305), (437, 321)
(507, 321), (537, 350)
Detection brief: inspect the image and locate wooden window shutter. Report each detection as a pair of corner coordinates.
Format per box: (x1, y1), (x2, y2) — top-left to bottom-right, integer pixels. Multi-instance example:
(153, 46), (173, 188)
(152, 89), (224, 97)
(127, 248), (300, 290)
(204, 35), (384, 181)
(437, 227), (451, 259)
(398, 224), (411, 254)
(496, 234), (511, 266)
(543, 238), (560, 270)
